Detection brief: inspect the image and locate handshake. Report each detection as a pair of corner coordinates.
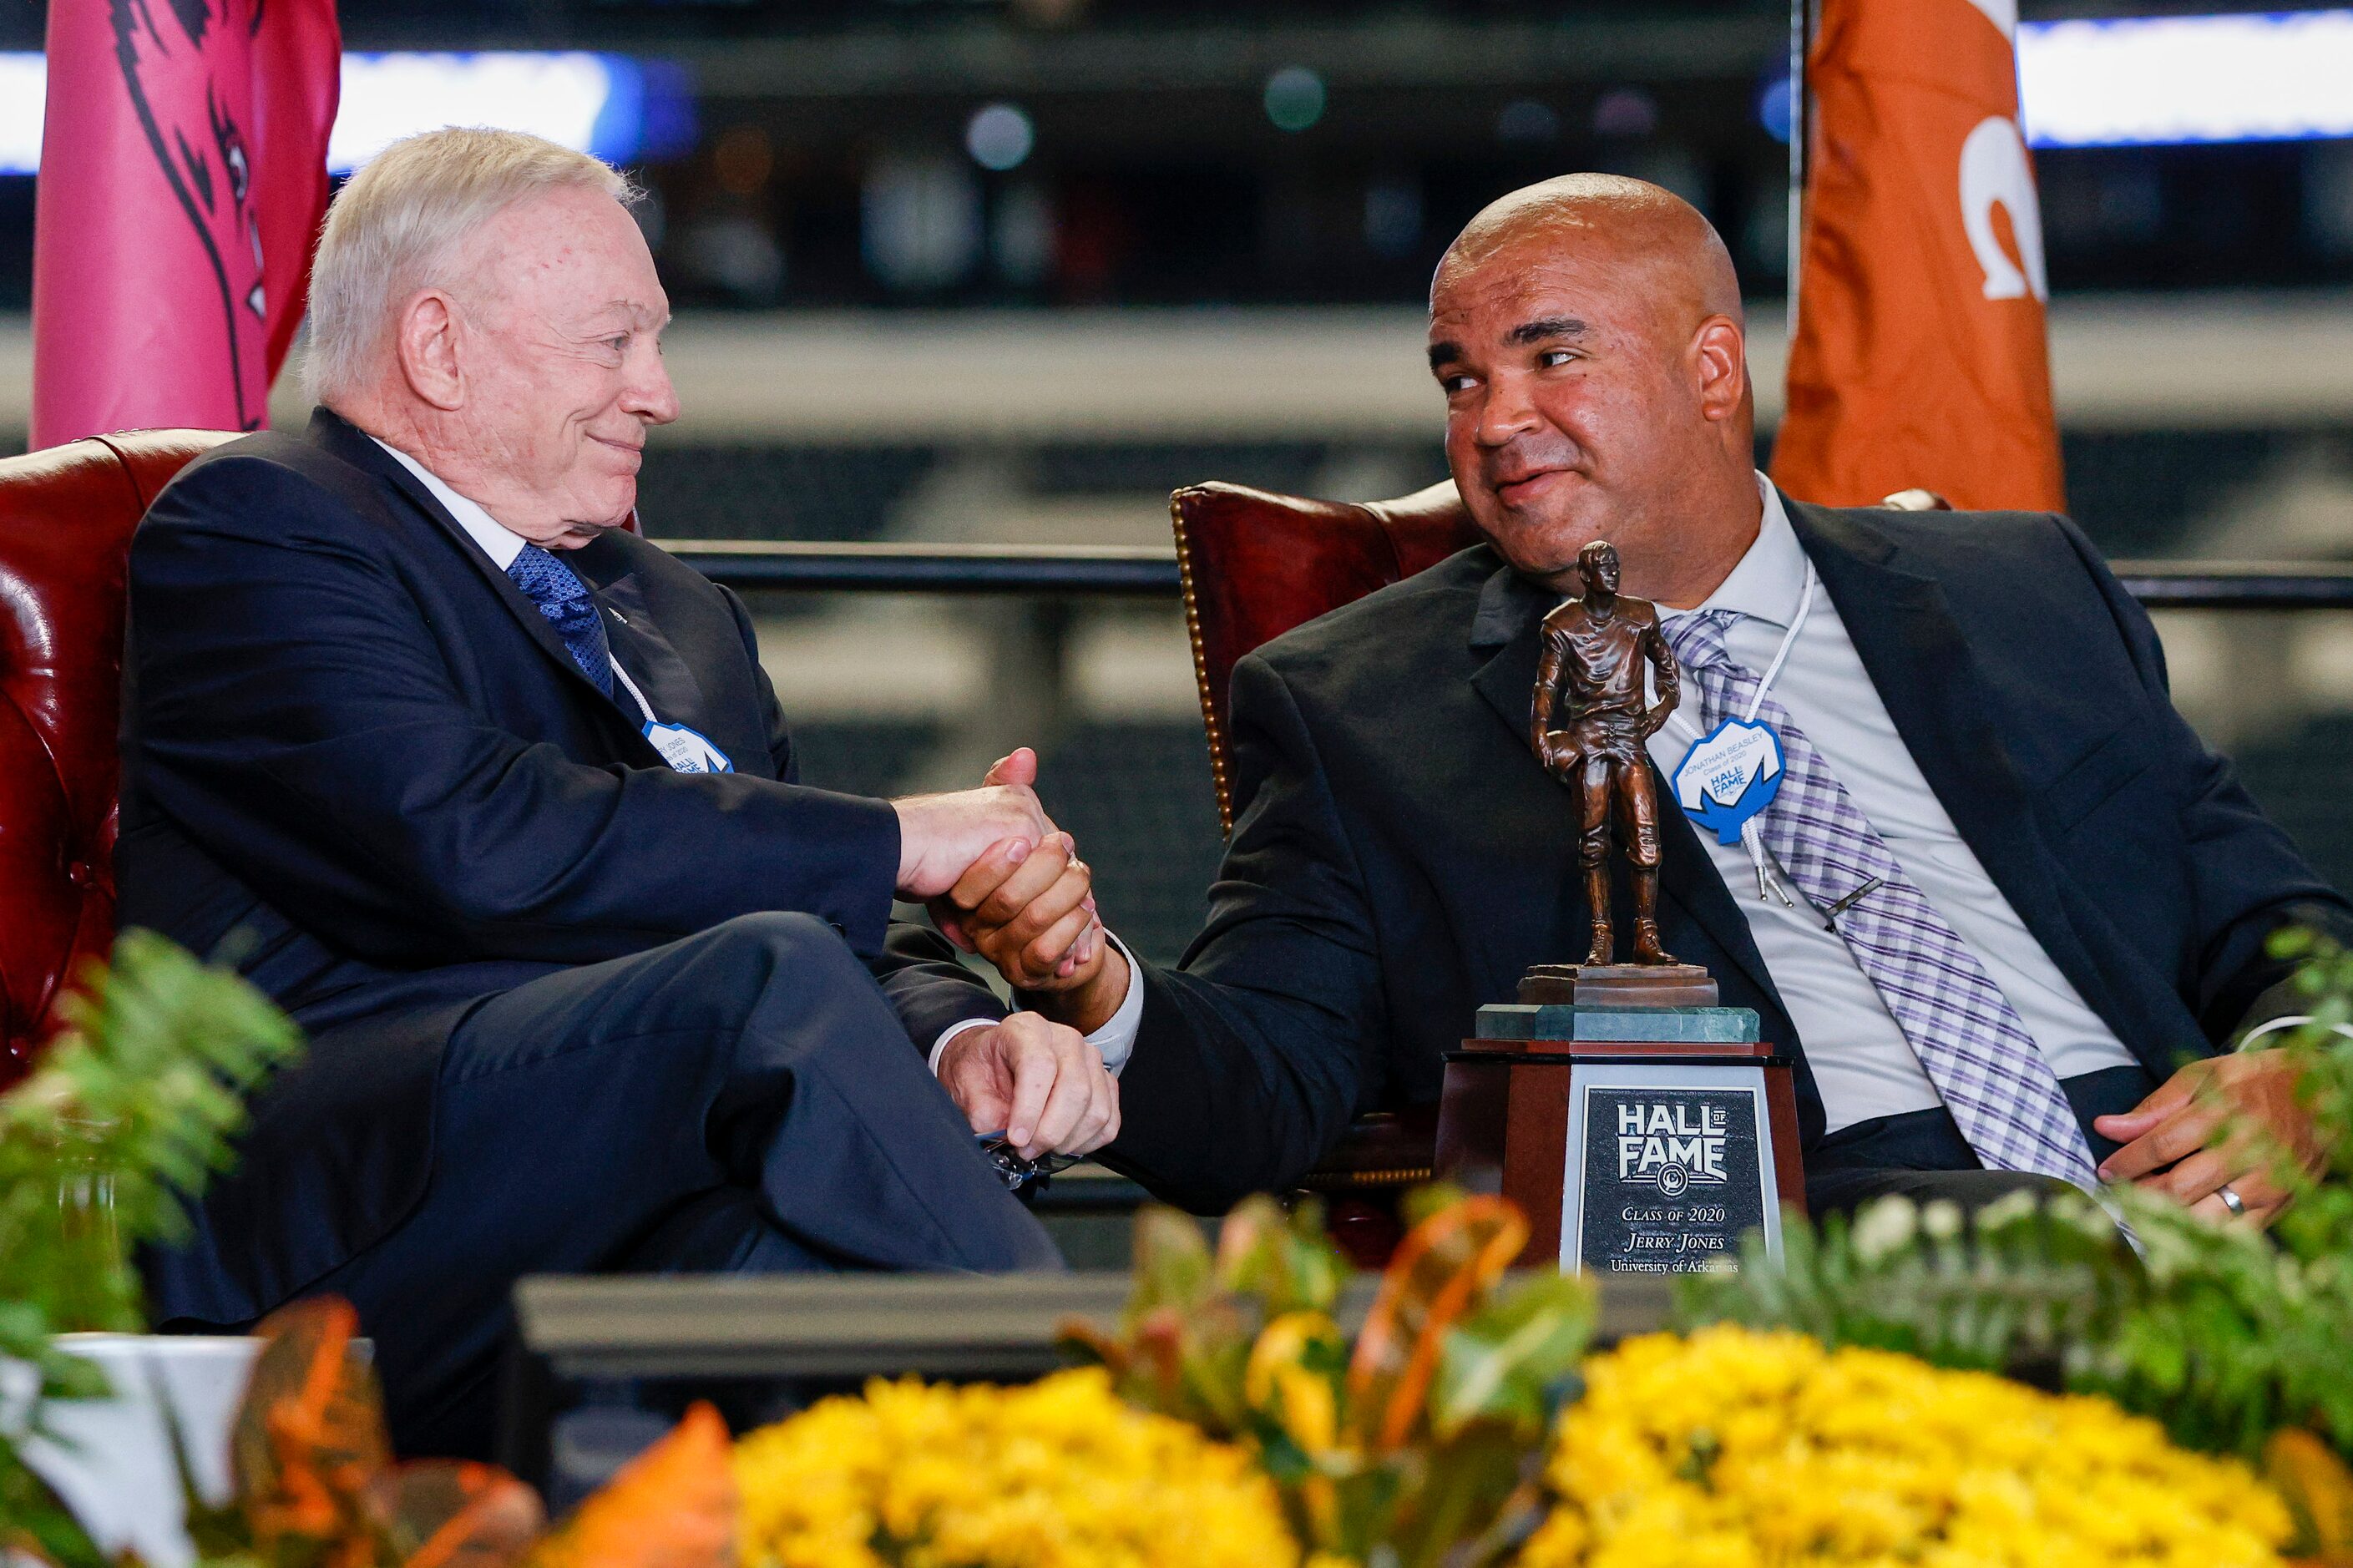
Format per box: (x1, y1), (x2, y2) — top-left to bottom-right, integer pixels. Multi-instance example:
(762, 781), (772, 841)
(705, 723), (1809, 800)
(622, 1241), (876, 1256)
(890, 746), (1133, 1171)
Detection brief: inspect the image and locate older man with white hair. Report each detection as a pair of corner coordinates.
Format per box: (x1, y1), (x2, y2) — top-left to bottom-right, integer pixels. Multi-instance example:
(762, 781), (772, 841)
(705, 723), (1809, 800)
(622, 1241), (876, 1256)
(120, 129), (1116, 1457)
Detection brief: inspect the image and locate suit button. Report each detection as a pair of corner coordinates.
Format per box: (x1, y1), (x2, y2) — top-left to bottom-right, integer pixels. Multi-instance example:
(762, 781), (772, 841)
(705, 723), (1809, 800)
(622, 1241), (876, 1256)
(64, 861), (92, 887)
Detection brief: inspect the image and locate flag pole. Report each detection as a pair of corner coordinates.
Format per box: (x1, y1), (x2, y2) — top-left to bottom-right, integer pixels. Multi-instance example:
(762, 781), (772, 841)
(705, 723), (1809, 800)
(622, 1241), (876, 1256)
(1785, 0), (1810, 339)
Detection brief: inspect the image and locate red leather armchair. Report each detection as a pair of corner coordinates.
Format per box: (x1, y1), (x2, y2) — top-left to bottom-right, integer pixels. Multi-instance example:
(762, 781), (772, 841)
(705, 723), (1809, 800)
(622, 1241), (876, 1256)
(0, 430), (235, 1076)
(1168, 476), (1481, 1260)
(1171, 479), (1480, 830)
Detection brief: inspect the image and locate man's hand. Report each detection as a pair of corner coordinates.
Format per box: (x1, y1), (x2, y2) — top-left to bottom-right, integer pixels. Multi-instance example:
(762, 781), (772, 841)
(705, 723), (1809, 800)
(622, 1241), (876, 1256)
(892, 746), (1052, 899)
(933, 829), (1131, 1036)
(2094, 1051), (2325, 1226)
(937, 1012), (1120, 1161)
(934, 829), (1098, 984)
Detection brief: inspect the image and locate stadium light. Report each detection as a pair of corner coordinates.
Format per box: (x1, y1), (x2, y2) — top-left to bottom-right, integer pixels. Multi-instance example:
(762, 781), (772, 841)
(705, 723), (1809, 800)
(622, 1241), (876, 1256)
(2016, 12), (2353, 147)
(0, 50), (682, 176)
(0, 55), (39, 175)
(330, 53), (639, 172)
(1752, 8), (2353, 149)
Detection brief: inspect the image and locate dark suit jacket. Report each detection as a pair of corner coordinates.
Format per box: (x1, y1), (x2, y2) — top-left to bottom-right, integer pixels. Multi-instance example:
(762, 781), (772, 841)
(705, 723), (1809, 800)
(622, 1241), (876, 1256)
(1104, 498), (2350, 1212)
(121, 408), (1002, 1323)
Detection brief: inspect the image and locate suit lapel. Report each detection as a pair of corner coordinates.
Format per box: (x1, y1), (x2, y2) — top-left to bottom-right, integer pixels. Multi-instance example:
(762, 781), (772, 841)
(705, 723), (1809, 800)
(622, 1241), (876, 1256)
(1787, 498), (2117, 1022)
(306, 409), (625, 713)
(1465, 560), (1789, 1018)
(1465, 562), (1549, 747)
(568, 544), (729, 744)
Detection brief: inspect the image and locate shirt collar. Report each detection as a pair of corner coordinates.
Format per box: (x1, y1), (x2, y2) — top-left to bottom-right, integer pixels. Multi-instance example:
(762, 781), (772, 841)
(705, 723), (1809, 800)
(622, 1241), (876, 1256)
(369, 436), (529, 571)
(1665, 473), (1808, 631)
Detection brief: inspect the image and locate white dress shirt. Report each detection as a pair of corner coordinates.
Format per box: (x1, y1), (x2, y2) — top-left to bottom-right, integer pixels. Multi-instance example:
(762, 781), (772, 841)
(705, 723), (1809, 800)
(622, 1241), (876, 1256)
(1643, 478), (2138, 1130)
(373, 437), (529, 570)
(931, 932), (1143, 1079)
(366, 438), (1135, 1079)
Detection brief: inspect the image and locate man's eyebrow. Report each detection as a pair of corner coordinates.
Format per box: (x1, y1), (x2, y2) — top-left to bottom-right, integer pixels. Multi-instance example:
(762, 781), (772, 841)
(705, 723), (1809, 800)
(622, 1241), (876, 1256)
(1427, 339), (1463, 371)
(1507, 316), (1588, 346)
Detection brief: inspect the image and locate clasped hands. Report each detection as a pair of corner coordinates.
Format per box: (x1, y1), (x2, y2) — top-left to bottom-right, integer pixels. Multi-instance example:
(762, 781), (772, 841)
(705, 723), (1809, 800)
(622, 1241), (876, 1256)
(891, 748), (1122, 1165)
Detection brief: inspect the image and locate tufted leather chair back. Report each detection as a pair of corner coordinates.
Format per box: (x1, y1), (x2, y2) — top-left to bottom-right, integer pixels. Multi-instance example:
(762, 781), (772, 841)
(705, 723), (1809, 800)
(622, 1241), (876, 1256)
(0, 430), (237, 1075)
(1171, 478), (1480, 832)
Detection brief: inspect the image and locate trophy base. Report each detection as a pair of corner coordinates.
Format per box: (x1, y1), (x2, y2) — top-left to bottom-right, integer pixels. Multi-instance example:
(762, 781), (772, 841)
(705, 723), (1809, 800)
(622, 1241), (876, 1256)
(1517, 963), (1719, 1009)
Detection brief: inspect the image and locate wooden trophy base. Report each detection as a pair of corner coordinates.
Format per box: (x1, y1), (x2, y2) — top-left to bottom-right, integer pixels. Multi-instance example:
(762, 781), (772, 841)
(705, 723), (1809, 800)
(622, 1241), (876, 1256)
(1519, 962), (1722, 1008)
(1436, 966), (1804, 1272)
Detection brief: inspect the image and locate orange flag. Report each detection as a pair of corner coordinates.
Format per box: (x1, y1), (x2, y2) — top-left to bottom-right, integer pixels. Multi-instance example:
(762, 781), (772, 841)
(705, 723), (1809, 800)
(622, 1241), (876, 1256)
(1769, 0), (2065, 512)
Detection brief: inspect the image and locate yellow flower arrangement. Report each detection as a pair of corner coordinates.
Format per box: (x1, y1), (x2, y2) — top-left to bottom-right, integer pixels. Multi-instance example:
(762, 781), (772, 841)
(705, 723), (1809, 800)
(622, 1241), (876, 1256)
(734, 1367), (1302, 1568)
(1516, 1324), (2294, 1568)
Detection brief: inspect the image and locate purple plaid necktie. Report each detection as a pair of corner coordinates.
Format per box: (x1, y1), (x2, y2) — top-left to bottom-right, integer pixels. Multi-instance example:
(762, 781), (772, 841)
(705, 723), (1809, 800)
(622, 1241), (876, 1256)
(1662, 608), (2099, 1191)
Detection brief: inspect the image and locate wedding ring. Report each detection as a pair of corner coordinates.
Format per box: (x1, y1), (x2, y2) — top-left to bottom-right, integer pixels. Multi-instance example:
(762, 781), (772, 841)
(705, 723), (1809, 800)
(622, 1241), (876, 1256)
(2217, 1182), (2246, 1216)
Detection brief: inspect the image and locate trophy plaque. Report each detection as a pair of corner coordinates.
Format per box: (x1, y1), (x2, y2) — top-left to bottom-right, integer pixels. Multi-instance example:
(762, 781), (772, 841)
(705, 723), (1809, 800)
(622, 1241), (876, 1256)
(1433, 540), (1804, 1273)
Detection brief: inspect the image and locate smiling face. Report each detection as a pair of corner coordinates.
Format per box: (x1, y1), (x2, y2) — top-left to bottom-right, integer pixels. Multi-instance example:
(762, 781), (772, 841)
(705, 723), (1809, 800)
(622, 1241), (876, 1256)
(1426, 176), (1760, 607)
(448, 185), (678, 544)
(362, 183), (680, 548)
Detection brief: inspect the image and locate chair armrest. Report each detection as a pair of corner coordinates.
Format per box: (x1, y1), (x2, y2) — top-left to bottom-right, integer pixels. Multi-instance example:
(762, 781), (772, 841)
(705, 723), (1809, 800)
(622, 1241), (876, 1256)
(1298, 1106), (1438, 1192)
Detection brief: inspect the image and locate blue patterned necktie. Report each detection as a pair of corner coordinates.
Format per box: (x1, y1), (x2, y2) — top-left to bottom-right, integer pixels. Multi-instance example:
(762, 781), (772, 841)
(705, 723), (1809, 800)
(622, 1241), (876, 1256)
(1662, 608), (2100, 1192)
(507, 544), (615, 699)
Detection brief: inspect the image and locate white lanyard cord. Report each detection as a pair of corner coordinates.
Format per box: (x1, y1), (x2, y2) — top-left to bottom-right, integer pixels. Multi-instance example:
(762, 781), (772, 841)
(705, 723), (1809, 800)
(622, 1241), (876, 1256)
(1743, 559), (1816, 722)
(607, 653), (660, 726)
(1713, 559), (1816, 904)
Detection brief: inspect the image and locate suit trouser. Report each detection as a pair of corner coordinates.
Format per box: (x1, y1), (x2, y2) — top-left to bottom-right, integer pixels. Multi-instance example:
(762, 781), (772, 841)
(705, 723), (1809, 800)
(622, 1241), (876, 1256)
(301, 911), (1061, 1459)
(1803, 1062), (2158, 1216)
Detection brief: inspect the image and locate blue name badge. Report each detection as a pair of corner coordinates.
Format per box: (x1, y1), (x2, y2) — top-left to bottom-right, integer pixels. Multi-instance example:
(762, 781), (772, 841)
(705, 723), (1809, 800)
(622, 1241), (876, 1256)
(643, 721), (734, 775)
(1670, 719), (1785, 845)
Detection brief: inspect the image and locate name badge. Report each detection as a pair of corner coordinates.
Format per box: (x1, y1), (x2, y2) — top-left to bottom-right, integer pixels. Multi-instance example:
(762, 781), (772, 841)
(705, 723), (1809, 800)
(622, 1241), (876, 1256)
(643, 721), (734, 775)
(1670, 718), (1784, 845)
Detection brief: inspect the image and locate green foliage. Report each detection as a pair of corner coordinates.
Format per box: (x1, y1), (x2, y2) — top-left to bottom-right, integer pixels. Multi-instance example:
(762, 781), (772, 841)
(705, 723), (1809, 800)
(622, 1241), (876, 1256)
(1067, 1194), (1347, 1438)
(1679, 923), (2353, 1465)
(0, 930), (301, 1562)
(1429, 1272), (1594, 1444)
(0, 929), (304, 1333)
(0, 1443), (113, 1568)
(1678, 1189), (2132, 1377)
(2260, 925), (2353, 1257)
(1076, 1191), (1596, 1568)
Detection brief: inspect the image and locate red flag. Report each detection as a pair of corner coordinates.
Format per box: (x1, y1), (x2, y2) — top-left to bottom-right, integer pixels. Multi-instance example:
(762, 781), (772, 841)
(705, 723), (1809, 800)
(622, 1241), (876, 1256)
(1769, 0), (2065, 512)
(32, 0), (341, 449)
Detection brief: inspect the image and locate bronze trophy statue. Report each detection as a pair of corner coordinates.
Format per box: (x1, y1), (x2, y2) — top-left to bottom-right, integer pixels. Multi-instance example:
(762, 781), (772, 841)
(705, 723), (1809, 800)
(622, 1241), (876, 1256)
(1523, 539), (1714, 1005)
(1437, 538), (1799, 1269)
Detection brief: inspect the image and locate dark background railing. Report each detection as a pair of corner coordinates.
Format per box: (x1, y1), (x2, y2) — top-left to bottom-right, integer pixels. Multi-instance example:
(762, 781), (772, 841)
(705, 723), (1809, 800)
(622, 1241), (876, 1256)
(669, 541), (1185, 596)
(664, 541), (2353, 608)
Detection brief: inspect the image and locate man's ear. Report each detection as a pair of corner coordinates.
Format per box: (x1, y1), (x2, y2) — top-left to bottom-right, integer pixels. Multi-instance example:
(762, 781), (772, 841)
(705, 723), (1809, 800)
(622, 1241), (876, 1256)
(394, 290), (466, 412)
(1692, 316), (1748, 424)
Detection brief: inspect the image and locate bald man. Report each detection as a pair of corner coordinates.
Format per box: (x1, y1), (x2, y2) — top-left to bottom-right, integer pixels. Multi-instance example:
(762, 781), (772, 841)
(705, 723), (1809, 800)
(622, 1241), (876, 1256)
(950, 175), (2345, 1224)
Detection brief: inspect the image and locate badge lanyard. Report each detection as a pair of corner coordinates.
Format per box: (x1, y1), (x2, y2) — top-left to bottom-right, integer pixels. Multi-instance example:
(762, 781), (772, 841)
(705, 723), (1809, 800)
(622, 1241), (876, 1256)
(1667, 559), (1814, 906)
(608, 655), (735, 775)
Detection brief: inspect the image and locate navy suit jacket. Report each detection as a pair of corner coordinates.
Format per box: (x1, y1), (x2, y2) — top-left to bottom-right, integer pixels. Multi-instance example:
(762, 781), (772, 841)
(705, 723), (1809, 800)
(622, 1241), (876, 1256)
(1102, 498), (2351, 1212)
(121, 409), (1002, 1323)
